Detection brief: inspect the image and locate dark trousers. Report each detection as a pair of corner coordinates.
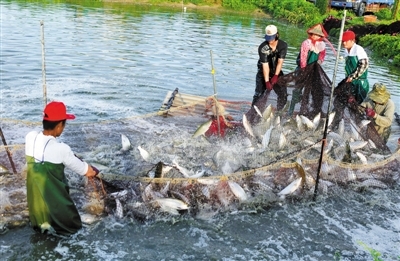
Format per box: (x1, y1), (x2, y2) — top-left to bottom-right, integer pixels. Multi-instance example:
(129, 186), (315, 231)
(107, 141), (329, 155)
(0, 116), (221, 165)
(253, 70), (287, 110)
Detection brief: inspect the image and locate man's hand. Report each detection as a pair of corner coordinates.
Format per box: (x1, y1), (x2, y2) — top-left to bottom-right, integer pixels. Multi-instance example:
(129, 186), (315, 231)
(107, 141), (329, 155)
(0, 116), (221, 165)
(270, 75), (279, 85)
(266, 81), (273, 91)
(86, 165), (99, 177)
(365, 108), (376, 118)
(348, 95), (356, 104)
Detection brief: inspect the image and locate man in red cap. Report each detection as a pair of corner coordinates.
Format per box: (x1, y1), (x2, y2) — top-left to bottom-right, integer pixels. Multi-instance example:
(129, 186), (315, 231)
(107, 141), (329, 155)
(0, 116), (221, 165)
(25, 101), (98, 235)
(252, 24), (288, 110)
(341, 30), (369, 104)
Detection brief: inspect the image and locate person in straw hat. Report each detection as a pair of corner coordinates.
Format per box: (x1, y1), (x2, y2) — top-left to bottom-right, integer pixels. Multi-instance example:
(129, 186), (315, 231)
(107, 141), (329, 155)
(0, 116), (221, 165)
(25, 101), (99, 235)
(297, 23), (328, 69)
(289, 24), (329, 116)
(360, 83), (395, 143)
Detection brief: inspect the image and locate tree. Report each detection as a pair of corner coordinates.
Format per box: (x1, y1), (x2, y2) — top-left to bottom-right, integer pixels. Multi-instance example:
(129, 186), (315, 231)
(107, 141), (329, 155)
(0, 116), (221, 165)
(393, 0), (399, 19)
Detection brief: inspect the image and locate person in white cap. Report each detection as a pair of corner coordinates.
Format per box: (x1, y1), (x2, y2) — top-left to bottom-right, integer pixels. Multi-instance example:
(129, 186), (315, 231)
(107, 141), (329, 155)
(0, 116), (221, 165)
(252, 24), (288, 110)
(360, 83), (395, 143)
(25, 101), (98, 235)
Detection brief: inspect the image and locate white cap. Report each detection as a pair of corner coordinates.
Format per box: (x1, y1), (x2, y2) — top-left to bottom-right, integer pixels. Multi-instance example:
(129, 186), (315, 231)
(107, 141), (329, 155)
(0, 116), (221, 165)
(265, 25), (278, 41)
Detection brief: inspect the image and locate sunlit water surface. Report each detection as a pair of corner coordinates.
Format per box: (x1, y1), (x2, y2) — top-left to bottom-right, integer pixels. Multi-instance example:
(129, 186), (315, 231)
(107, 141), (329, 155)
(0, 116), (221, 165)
(1, 1), (400, 260)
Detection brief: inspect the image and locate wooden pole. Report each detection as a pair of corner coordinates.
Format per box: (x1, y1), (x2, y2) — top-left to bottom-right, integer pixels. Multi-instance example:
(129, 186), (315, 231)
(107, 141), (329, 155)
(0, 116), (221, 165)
(313, 10), (347, 201)
(210, 50), (221, 136)
(40, 21), (47, 106)
(0, 127), (17, 174)
(392, 0), (399, 20)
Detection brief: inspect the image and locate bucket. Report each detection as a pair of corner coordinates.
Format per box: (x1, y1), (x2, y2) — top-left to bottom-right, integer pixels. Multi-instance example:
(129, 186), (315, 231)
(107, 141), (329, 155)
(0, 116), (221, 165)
(364, 15), (377, 23)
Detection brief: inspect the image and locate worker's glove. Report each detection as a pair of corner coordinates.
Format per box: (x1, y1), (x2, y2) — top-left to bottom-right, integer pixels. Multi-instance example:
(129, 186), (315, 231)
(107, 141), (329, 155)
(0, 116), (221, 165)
(348, 95), (356, 104)
(270, 75), (279, 85)
(266, 81), (273, 91)
(365, 108), (376, 118)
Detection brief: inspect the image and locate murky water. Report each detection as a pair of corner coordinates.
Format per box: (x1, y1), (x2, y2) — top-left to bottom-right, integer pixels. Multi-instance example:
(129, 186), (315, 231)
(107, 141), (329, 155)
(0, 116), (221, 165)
(1, 1), (400, 260)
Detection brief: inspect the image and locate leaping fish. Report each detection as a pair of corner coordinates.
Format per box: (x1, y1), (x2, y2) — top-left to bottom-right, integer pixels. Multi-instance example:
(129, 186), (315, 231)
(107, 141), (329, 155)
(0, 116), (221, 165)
(155, 198), (189, 215)
(253, 105), (263, 118)
(138, 146), (150, 162)
(192, 120), (212, 138)
(242, 114), (254, 138)
(121, 134), (131, 151)
(228, 181), (248, 202)
(278, 177), (303, 196)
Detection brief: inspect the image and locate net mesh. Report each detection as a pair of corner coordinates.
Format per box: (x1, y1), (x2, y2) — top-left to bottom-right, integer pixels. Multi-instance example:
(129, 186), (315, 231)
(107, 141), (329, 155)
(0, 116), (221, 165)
(1, 62), (399, 227)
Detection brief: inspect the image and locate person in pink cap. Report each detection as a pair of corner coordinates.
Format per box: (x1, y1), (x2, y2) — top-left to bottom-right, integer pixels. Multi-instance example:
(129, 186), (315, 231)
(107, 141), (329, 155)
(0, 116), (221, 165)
(25, 101), (98, 235)
(341, 30), (369, 104)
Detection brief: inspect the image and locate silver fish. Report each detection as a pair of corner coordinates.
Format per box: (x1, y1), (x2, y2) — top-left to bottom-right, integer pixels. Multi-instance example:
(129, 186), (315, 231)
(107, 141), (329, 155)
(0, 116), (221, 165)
(115, 198), (123, 218)
(355, 151), (368, 164)
(253, 105), (263, 118)
(242, 114), (254, 138)
(312, 112), (321, 131)
(278, 177), (302, 196)
(327, 111), (336, 127)
(262, 126), (273, 149)
(228, 181), (248, 202)
(338, 119), (345, 136)
(138, 146), (150, 162)
(262, 104), (273, 120)
(278, 132), (286, 149)
(300, 115), (314, 130)
(192, 120), (212, 138)
(121, 134), (131, 151)
(172, 159), (194, 177)
(155, 198), (189, 215)
(349, 141), (368, 151)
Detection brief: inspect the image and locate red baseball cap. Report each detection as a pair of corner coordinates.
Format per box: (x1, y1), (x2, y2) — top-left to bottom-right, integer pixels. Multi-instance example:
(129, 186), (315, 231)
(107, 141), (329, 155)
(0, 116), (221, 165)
(342, 30), (355, 42)
(43, 101), (76, 121)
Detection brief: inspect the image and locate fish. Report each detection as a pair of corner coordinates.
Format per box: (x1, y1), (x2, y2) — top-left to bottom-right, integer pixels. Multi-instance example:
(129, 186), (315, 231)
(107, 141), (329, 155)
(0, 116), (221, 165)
(172, 159), (194, 177)
(312, 113), (321, 131)
(192, 120), (212, 138)
(242, 114), (254, 138)
(262, 104), (273, 120)
(262, 126), (273, 149)
(228, 181), (247, 202)
(121, 134), (131, 151)
(155, 198), (189, 215)
(81, 213), (100, 225)
(138, 146), (150, 162)
(278, 132), (286, 149)
(327, 111), (336, 127)
(278, 177), (303, 196)
(0, 164), (10, 175)
(296, 115), (304, 131)
(355, 151), (368, 164)
(300, 115), (314, 130)
(359, 120), (370, 129)
(349, 141), (368, 151)
(253, 105), (263, 118)
(338, 119), (344, 136)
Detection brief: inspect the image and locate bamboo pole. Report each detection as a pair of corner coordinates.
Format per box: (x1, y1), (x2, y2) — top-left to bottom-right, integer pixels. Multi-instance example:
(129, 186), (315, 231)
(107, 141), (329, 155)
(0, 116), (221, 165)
(0, 126), (17, 174)
(210, 50), (221, 136)
(40, 21), (47, 106)
(313, 10), (347, 201)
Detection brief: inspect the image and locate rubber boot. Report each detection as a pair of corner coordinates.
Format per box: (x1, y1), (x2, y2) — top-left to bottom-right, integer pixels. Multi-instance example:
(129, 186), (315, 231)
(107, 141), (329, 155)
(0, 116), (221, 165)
(287, 88), (302, 116)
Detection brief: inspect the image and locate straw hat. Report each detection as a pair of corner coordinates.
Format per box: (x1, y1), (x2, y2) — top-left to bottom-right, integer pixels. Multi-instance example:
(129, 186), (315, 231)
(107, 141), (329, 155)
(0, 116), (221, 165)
(307, 24), (328, 38)
(369, 83), (390, 104)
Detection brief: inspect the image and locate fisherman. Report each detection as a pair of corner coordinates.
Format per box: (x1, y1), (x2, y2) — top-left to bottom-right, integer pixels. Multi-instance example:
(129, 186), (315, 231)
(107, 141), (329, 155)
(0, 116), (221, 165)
(289, 23), (328, 116)
(252, 24), (288, 110)
(204, 96), (237, 137)
(25, 101), (98, 235)
(359, 83), (395, 143)
(341, 30), (369, 104)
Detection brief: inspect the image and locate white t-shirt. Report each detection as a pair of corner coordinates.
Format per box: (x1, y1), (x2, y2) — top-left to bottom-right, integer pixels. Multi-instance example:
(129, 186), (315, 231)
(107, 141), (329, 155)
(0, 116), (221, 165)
(344, 43), (368, 60)
(25, 131), (88, 175)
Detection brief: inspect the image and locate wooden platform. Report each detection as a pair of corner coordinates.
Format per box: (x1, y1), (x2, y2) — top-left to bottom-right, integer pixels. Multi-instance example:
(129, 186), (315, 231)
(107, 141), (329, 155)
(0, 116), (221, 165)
(158, 89), (251, 118)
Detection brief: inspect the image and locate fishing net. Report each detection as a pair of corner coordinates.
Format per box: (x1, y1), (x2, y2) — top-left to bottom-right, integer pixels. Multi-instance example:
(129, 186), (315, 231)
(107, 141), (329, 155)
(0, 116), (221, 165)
(1, 62), (399, 229)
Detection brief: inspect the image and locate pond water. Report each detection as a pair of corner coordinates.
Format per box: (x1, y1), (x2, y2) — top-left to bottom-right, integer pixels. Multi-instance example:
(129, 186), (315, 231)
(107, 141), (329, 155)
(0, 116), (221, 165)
(1, 1), (400, 260)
